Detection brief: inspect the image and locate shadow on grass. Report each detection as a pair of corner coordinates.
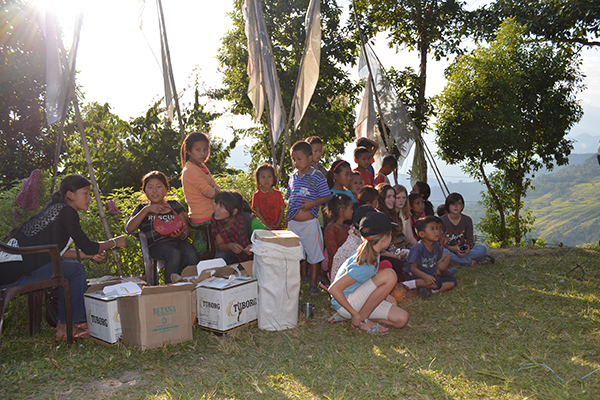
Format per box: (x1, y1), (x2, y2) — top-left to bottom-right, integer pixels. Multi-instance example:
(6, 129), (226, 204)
(1, 247), (600, 399)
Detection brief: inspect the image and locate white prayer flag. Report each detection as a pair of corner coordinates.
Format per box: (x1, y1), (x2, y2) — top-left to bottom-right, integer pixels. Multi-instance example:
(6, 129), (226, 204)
(293, 0), (321, 131)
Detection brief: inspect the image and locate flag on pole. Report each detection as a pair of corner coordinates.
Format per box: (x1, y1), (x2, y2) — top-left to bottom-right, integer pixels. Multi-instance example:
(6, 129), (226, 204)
(42, 10), (66, 126)
(157, 1), (174, 120)
(243, 0), (286, 144)
(354, 73), (376, 140)
(293, 0), (321, 131)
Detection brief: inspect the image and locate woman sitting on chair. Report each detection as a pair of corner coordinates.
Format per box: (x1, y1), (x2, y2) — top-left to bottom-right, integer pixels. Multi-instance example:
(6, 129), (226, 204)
(0, 175), (128, 339)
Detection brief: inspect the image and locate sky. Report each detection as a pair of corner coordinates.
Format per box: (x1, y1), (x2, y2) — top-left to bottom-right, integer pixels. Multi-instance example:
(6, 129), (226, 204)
(36, 0), (600, 181)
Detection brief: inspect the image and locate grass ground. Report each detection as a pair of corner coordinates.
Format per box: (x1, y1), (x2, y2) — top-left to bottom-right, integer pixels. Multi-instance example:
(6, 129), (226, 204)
(1, 246), (600, 399)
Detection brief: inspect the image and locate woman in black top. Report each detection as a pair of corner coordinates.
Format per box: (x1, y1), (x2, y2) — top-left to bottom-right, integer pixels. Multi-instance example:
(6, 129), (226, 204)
(1, 175), (128, 339)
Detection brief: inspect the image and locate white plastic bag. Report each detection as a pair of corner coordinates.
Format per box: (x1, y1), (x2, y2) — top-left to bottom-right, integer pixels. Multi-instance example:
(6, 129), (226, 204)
(251, 230), (304, 330)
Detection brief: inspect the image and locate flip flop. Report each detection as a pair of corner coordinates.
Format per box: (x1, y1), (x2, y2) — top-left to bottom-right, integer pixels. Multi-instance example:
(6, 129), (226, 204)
(308, 284), (320, 296)
(355, 319), (388, 335)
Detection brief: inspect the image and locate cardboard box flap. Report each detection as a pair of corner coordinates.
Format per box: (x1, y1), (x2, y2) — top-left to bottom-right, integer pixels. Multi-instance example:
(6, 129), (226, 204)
(139, 282), (195, 296)
(252, 230), (300, 247)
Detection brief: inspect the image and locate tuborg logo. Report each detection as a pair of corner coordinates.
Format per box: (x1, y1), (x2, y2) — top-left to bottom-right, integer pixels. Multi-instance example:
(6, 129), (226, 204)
(226, 297), (258, 319)
(199, 297), (220, 310)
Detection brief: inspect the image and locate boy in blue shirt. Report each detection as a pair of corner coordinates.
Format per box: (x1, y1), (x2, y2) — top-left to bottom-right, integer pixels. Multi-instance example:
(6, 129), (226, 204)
(286, 141), (331, 296)
(402, 216), (455, 298)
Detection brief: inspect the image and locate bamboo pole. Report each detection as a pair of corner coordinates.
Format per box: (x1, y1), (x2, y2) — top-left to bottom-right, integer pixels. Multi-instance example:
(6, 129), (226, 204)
(157, 0), (185, 141)
(351, 0), (391, 154)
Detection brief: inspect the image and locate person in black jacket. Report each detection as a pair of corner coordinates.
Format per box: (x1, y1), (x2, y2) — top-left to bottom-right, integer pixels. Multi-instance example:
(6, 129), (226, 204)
(1, 175), (127, 339)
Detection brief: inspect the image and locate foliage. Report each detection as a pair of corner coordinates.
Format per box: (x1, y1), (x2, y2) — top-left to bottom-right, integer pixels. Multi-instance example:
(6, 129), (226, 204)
(213, 170), (259, 207)
(355, 0), (467, 133)
(0, 0), (56, 188)
(436, 19), (584, 244)
(61, 87), (230, 193)
(470, 0), (600, 48)
(215, 0), (359, 185)
(476, 170), (534, 246)
(2, 247), (600, 398)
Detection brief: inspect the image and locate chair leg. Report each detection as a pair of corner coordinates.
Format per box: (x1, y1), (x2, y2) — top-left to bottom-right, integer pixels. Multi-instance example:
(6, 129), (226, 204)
(27, 290), (43, 337)
(61, 279), (73, 344)
(45, 287), (59, 328)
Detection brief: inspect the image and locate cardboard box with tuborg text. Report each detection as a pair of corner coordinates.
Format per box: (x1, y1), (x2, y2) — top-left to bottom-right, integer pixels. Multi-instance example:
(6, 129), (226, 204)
(177, 260), (258, 334)
(84, 280), (144, 344)
(117, 283), (195, 350)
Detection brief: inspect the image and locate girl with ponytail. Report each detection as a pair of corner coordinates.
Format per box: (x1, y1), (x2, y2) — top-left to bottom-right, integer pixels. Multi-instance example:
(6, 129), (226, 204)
(328, 210), (408, 335)
(1, 175), (128, 339)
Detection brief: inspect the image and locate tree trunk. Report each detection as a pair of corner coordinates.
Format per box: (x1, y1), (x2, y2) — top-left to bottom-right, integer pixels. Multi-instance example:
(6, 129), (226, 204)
(479, 161), (507, 244)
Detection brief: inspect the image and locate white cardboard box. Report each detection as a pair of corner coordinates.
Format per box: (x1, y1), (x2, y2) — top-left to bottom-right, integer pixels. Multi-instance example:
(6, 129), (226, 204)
(196, 276), (258, 334)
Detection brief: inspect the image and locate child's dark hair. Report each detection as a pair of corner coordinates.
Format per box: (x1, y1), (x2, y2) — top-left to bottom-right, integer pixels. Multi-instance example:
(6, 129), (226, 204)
(327, 159), (351, 189)
(180, 132), (210, 169)
(214, 189), (252, 218)
(408, 193), (423, 207)
(306, 136), (322, 145)
(433, 216), (443, 225)
(415, 216), (437, 233)
(414, 181), (431, 200)
(5, 174), (91, 240)
(444, 192), (465, 212)
(350, 171), (361, 179)
(436, 204), (447, 216)
(326, 193), (353, 221)
(290, 141), (312, 157)
(357, 186), (379, 205)
(382, 155), (398, 168)
(356, 138), (374, 151)
(353, 146), (369, 160)
(142, 171), (170, 192)
(254, 163), (276, 190)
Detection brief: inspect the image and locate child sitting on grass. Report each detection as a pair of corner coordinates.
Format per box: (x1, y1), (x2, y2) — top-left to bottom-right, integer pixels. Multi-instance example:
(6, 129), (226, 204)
(328, 211), (409, 334)
(402, 216), (455, 298)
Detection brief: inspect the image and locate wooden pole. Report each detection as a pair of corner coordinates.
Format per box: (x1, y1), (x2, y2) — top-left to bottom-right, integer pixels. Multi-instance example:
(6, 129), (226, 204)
(351, 0), (391, 154)
(55, 18), (123, 275)
(157, 0), (186, 141)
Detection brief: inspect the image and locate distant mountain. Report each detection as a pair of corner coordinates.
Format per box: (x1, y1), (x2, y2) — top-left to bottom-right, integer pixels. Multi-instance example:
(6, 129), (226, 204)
(426, 154), (600, 246)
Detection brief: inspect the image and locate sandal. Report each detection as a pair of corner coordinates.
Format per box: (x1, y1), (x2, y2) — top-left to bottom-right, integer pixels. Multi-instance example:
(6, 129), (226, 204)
(355, 319), (388, 335)
(56, 323), (89, 341)
(327, 313), (346, 324)
(308, 284), (320, 297)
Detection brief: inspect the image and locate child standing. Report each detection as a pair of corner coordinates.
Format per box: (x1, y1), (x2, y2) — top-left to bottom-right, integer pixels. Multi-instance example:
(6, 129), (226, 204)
(356, 137), (379, 181)
(126, 171), (199, 283)
(180, 132), (220, 253)
(324, 194), (353, 273)
(327, 160), (356, 202)
(404, 193), (425, 246)
(374, 155), (398, 185)
(251, 164), (284, 230)
(328, 211), (409, 334)
(348, 171), (365, 199)
(402, 216), (455, 298)
(287, 141), (331, 296)
(441, 192), (492, 266)
(354, 147), (374, 187)
(411, 181), (434, 216)
(211, 190), (265, 265)
(306, 136), (327, 178)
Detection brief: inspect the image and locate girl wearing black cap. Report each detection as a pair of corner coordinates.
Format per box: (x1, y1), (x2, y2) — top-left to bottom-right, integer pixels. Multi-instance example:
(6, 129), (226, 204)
(328, 211), (409, 335)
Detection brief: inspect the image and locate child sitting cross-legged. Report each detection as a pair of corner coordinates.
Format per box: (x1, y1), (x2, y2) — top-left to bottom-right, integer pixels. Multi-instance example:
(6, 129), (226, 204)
(328, 211), (409, 334)
(402, 216), (456, 299)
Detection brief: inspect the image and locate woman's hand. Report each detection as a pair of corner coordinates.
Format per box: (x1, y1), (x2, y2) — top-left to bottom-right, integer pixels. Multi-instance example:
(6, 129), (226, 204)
(351, 313), (364, 329)
(169, 229), (188, 240)
(92, 250), (107, 262)
(230, 243), (244, 254)
(146, 204), (170, 214)
(243, 244), (252, 255)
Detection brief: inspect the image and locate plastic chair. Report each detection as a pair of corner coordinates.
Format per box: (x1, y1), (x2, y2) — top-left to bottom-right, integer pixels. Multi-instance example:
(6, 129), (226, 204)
(135, 224), (215, 285)
(0, 242), (73, 345)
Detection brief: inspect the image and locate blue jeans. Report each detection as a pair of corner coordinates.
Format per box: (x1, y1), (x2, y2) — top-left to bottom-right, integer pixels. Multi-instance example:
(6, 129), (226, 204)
(444, 245), (487, 266)
(5, 260), (87, 324)
(150, 241), (200, 283)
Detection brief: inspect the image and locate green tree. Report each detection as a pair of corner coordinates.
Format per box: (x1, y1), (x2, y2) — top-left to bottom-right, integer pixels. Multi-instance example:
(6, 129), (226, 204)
(471, 0), (600, 48)
(435, 19), (584, 244)
(0, 0), (56, 187)
(61, 87), (228, 193)
(215, 0), (359, 183)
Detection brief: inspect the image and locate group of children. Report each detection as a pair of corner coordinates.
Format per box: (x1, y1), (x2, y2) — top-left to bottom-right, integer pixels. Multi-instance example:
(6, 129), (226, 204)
(125, 131), (493, 335)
